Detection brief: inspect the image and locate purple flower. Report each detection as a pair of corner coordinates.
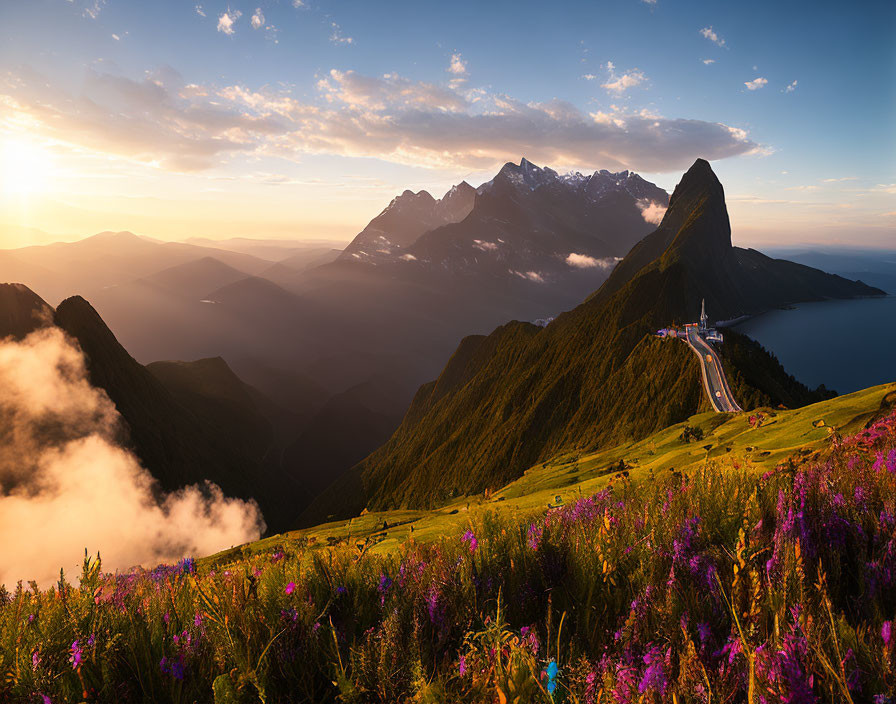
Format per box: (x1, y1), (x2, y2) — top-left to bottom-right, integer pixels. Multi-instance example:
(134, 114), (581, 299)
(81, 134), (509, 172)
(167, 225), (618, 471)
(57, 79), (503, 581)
(458, 655), (467, 677)
(462, 530), (478, 553)
(335, 585), (347, 596)
(31, 650), (40, 671)
(194, 612), (202, 627)
(526, 523), (542, 550)
(285, 582), (296, 595)
(69, 640), (82, 669)
(883, 621), (892, 648)
(178, 557), (196, 574)
(40, 695), (51, 704)
(638, 647), (667, 695)
(378, 574), (392, 593)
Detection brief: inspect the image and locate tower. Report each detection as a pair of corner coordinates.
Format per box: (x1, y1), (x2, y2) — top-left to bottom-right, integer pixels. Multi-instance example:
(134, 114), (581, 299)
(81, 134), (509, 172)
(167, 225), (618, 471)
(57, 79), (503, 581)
(699, 298), (708, 332)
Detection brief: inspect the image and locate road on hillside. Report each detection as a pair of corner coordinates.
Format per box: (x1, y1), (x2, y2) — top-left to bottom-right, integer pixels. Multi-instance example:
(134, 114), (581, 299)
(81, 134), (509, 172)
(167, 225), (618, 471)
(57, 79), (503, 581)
(685, 325), (743, 413)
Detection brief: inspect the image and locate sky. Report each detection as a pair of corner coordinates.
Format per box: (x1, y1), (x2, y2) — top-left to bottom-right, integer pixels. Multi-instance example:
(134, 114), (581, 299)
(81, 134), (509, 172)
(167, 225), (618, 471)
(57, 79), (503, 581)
(0, 0), (894, 248)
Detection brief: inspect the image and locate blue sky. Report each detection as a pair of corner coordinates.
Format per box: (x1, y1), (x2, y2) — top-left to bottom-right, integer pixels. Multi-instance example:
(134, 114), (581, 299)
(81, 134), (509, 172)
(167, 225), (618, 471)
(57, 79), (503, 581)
(0, 0), (893, 246)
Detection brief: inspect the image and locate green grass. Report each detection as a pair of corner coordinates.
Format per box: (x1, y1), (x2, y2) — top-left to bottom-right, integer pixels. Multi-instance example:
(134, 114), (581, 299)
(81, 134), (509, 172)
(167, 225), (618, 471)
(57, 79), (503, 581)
(207, 381), (896, 569)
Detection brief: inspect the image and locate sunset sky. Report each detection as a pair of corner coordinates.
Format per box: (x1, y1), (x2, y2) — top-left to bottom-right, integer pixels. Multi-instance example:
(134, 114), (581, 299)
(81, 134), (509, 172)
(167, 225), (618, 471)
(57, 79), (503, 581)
(1, 0), (893, 248)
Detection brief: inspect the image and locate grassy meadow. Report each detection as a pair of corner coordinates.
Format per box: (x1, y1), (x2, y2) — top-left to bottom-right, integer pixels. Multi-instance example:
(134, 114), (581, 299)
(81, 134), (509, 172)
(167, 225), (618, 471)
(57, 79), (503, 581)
(1, 384), (895, 702)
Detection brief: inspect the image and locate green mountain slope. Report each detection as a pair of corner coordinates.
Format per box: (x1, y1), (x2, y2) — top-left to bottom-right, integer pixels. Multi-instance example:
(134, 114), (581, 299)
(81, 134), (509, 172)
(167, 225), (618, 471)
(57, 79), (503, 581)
(354, 159), (879, 511)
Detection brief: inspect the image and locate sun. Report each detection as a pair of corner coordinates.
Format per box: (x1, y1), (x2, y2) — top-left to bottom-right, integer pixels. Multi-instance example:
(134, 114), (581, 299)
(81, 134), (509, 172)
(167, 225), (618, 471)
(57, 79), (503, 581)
(1, 138), (56, 197)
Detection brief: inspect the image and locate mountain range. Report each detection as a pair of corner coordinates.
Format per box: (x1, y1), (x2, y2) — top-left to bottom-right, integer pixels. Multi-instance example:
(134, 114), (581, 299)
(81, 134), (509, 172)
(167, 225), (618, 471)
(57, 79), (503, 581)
(327, 159), (881, 515)
(1, 158), (884, 530)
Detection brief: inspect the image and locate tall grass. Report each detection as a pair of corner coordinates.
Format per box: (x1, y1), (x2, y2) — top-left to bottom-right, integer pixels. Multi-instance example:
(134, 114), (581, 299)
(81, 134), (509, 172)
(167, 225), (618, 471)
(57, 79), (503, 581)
(2, 411), (895, 703)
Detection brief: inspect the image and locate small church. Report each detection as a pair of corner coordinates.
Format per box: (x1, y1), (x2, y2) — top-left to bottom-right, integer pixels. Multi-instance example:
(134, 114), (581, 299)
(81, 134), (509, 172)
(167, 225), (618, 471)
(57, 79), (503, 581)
(699, 299), (724, 343)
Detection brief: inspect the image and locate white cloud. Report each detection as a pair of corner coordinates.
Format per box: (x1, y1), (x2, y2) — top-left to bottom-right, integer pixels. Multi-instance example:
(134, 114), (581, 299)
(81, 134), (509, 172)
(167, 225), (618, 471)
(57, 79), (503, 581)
(744, 77), (768, 91)
(702, 59), (715, 65)
(601, 61), (647, 94)
(0, 327), (263, 586)
(565, 253), (618, 269)
(111, 33), (120, 41)
(784, 80), (798, 93)
(194, 4), (206, 17)
(1, 65), (760, 174)
(292, 0), (304, 6)
(217, 9), (241, 35)
(448, 53), (467, 76)
(82, 0), (106, 20)
(700, 26), (725, 47)
(637, 199), (667, 225)
(513, 270), (545, 282)
(251, 8), (265, 29)
(330, 22), (353, 44)
(582, 73), (597, 81)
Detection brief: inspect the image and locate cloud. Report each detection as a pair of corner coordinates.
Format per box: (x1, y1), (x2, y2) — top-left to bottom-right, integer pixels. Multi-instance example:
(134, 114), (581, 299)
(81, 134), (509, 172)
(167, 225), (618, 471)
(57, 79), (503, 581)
(565, 253), (616, 269)
(251, 8), (265, 29)
(700, 26), (725, 47)
(744, 77), (768, 91)
(513, 270), (545, 282)
(448, 53), (467, 76)
(0, 327), (263, 586)
(112, 33), (120, 41)
(637, 199), (667, 224)
(82, 0), (106, 19)
(601, 62), (647, 94)
(194, 4), (206, 18)
(292, 0), (304, 6)
(702, 59), (715, 65)
(582, 73), (597, 81)
(217, 9), (241, 35)
(784, 80), (798, 93)
(330, 22), (353, 44)
(1, 65), (760, 174)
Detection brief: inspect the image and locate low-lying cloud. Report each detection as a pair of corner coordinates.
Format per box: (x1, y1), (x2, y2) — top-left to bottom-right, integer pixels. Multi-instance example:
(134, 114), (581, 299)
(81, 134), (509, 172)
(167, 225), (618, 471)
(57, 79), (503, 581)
(0, 327), (263, 586)
(1, 64), (760, 173)
(637, 199), (668, 225)
(565, 253), (617, 269)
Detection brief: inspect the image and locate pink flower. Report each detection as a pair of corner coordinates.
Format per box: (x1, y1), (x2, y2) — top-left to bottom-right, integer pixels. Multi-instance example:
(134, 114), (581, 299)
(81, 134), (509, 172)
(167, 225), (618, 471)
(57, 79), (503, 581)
(285, 582), (296, 595)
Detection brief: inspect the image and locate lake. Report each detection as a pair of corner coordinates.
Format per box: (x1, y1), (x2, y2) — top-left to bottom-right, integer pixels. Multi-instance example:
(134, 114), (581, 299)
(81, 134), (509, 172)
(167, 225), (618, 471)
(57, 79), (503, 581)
(733, 296), (896, 394)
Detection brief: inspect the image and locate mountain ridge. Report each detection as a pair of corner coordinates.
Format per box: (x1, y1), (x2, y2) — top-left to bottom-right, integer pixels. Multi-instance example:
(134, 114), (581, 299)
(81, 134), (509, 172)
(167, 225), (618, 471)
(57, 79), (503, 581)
(350, 158), (878, 512)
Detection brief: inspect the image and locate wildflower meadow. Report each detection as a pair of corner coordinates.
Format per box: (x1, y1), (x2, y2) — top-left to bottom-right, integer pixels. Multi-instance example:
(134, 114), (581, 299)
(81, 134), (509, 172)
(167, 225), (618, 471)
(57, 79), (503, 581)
(2, 411), (896, 703)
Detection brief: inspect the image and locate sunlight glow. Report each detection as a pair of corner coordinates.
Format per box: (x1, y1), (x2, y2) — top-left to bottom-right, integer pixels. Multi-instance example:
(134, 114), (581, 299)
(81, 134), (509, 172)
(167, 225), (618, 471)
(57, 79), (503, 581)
(1, 138), (56, 197)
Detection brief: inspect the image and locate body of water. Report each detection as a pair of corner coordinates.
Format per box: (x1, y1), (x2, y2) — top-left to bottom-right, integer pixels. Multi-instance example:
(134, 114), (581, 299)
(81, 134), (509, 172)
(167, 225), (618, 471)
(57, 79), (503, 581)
(733, 296), (896, 395)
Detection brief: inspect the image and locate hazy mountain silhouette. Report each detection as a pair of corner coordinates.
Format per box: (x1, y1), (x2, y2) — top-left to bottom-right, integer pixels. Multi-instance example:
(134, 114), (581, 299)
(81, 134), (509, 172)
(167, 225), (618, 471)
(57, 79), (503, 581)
(0, 284), (319, 532)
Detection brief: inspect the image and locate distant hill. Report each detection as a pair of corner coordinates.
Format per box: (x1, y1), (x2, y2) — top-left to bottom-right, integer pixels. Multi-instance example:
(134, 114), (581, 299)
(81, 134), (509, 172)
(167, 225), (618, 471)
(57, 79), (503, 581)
(142, 257), (250, 300)
(0, 231), (275, 305)
(351, 159), (880, 511)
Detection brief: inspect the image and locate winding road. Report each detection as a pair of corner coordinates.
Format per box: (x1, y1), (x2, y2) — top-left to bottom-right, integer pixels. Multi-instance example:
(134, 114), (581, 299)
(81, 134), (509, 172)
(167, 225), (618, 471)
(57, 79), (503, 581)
(685, 325), (743, 413)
